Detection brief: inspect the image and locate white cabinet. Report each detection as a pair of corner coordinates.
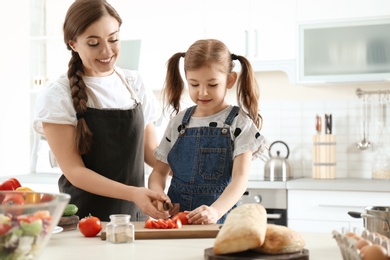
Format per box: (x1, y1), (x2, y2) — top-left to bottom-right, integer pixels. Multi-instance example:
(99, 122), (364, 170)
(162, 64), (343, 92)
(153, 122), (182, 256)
(111, 0), (204, 91)
(288, 190), (390, 233)
(297, 0), (390, 22)
(251, 0), (297, 61)
(202, 0), (251, 57)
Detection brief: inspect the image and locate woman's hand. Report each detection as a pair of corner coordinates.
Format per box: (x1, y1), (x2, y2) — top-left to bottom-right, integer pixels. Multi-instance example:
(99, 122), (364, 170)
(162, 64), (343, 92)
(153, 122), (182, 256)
(187, 205), (219, 224)
(133, 187), (170, 219)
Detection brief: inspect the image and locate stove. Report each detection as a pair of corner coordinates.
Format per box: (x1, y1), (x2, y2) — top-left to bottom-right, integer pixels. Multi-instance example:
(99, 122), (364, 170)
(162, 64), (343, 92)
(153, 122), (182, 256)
(238, 188), (288, 226)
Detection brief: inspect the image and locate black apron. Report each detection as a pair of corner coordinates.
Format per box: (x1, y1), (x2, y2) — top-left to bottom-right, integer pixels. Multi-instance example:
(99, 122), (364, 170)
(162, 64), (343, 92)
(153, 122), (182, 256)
(59, 74), (145, 222)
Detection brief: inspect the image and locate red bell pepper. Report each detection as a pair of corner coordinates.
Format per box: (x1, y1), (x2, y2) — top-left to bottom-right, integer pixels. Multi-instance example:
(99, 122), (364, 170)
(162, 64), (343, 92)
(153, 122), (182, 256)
(0, 178), (22, 190)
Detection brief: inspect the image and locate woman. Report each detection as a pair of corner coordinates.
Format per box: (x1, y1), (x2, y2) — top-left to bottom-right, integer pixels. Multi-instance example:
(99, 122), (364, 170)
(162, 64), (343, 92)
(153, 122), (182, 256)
(33, 0), (169, 221)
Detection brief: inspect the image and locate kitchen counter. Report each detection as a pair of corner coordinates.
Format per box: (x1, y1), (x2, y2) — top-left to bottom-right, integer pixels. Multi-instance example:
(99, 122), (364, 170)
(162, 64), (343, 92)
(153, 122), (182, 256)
(247, 177), (390, 192)
(40, 229), (343, 260)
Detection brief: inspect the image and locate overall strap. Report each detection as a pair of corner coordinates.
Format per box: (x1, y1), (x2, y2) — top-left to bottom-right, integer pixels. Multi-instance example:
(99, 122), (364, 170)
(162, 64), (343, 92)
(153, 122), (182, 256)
(224, 106), (240, 126)
(181, 106), (197, 126)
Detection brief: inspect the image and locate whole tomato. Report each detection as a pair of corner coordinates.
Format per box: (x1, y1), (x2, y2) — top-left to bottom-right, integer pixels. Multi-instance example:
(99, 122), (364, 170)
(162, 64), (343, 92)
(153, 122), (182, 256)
(2, 193), (25, 215)
(78, 214), (102, 237)
(2, 193), (25, 205)
(171, 211), (189, 225)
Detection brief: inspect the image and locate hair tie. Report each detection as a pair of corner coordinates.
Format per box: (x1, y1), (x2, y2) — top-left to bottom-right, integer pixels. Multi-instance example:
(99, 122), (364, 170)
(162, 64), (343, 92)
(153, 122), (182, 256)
(76, 113), (84, 120)
(181, 53), (186, 58)
(231, 54), (238, 60)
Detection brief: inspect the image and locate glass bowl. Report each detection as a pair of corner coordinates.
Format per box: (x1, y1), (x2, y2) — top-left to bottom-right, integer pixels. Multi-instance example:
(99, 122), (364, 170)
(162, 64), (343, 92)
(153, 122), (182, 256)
(0, 191), (70, 259)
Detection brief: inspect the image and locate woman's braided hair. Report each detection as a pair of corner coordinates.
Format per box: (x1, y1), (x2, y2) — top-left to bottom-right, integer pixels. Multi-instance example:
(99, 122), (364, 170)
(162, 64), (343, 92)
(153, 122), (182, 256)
(63, 0), (122, 154)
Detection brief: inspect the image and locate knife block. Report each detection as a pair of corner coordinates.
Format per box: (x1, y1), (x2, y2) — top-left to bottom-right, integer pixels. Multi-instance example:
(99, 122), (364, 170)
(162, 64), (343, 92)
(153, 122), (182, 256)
(312, 135), (336, 179)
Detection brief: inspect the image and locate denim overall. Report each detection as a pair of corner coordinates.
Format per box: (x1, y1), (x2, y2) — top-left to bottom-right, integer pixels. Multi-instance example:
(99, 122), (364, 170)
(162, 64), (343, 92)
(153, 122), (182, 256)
(167, 105), (240, 224)
(59, 71), (145, 222)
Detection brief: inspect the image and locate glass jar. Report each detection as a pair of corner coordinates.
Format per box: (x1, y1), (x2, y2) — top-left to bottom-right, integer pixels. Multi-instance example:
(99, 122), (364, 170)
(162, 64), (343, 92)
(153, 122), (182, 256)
(372, 147), (390, 180)
(106, 214), (134, 243)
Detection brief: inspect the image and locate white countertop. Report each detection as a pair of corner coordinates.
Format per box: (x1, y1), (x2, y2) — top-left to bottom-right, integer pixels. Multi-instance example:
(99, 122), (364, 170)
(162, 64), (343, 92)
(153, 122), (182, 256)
(40, 229), (343, 260)
(248, 177), (390, 192)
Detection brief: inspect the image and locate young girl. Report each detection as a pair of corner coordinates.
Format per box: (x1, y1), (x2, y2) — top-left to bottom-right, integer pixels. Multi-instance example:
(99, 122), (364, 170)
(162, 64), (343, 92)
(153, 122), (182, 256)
(148, 39), (269, 224)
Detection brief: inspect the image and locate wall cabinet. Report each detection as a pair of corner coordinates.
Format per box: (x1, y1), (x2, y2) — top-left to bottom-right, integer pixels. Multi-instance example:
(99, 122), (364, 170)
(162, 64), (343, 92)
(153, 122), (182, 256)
(288, 190), (390, 233)
(297, 0), (390, 22)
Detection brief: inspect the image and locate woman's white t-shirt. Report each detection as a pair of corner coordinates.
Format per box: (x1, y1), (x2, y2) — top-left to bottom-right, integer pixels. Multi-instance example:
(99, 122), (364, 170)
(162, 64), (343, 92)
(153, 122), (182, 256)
(33, 67), (161, 135)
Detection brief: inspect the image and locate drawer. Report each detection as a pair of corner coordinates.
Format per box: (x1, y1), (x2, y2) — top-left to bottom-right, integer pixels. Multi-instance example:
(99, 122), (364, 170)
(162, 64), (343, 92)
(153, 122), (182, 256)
(288, 190), (390, 222)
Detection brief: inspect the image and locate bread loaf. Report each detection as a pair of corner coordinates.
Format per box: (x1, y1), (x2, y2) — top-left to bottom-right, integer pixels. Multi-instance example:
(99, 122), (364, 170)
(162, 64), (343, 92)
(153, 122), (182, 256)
(253, 224), (305, 254)
(213, 204), (267, 255)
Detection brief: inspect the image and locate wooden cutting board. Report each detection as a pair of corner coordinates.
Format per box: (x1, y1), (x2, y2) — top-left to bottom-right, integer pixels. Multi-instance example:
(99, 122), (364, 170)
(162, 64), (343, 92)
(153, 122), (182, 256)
(204, 248), (309, 260)
(101, 221), (221, 240)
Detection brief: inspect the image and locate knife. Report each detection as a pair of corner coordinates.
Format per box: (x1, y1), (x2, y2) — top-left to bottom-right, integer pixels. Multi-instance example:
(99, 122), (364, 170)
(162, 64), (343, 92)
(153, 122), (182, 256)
(316, 115), (322, 134)
(163, 202), (173, 211)
(324, 114), (332, 134)
(325, 114), (329, 134)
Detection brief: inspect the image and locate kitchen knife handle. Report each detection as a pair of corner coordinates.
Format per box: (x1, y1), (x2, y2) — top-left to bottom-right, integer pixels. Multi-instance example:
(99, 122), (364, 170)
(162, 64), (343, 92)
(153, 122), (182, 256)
(316, 115), (322, 134)
(325, 114), (329, 134)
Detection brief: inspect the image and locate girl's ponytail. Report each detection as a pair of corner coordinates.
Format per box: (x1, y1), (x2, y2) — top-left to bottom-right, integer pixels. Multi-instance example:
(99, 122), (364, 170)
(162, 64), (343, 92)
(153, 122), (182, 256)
(163, 52), (186, 116)
(234, 55), (263, 129)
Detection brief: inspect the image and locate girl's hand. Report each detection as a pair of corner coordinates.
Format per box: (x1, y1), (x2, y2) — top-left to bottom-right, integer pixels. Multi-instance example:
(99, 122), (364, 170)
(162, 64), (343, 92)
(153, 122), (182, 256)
(187, 205), (219, 224)
(133, 187), (170, 219)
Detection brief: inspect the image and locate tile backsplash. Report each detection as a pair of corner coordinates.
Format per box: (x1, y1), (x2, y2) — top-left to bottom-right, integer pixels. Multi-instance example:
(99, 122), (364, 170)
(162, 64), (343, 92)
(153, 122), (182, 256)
(249, 98), (390, 180)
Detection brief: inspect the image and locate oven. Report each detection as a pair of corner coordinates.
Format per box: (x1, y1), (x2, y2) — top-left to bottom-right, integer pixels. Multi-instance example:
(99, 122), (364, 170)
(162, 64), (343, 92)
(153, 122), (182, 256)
(238, 188), (287, 226)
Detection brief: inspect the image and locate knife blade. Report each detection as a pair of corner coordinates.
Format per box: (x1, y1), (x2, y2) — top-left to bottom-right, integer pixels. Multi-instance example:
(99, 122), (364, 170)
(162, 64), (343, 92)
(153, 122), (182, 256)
(329, 114), (332, 134)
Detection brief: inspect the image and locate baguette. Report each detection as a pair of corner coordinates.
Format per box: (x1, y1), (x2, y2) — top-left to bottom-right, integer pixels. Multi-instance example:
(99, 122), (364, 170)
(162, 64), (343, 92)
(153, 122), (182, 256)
(213, 204), (267, 255)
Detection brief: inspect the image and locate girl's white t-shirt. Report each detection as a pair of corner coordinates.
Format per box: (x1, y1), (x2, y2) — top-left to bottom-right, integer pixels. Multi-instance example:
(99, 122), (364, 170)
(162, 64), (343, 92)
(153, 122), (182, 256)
(33, 67), (161, 135)
(154, 105), (269, 162)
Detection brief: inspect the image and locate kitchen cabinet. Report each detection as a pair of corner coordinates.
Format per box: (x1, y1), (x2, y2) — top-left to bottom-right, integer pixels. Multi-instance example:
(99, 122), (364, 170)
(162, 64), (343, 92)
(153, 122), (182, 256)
(250, 0), (296, 61)
(111, 0), (204, 91)
(288, 190), (390, 233)
(202, 0), (250, 57)
(297, 0), (390, 22)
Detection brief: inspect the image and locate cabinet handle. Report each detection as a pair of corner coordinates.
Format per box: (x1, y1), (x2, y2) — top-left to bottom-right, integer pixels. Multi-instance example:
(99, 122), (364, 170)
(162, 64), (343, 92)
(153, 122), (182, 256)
(267, 213), (282, 219)
(245, 30), (249, 57)
(254, 30), (258, 58)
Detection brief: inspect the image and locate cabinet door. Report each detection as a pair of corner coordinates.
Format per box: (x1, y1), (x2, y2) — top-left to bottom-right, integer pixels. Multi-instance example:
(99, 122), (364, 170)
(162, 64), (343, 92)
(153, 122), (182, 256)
(202, 0), (251, 57)
(288, 219), (357, 234)
(297, 0), (390, 22)
(288, 190), (390, 232)
(251, 0), (297, 61)
(112, 0), (204, 90)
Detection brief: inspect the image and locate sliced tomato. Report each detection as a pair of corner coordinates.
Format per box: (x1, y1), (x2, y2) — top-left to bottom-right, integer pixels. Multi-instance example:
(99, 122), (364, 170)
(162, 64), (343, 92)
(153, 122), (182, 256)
(151, 220), (161, 229)
(144, 217), (154, 229)
(157, 219), (168, 229)
(172, 211), (189, 225)
(165, 218), (176, 229)
(175, 218), (182, 229)
(40, 194), (54, 203)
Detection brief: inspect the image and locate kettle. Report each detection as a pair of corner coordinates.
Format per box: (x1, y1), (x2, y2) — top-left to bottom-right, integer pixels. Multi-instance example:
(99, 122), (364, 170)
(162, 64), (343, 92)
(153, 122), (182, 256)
(264, 141), (293, 181)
